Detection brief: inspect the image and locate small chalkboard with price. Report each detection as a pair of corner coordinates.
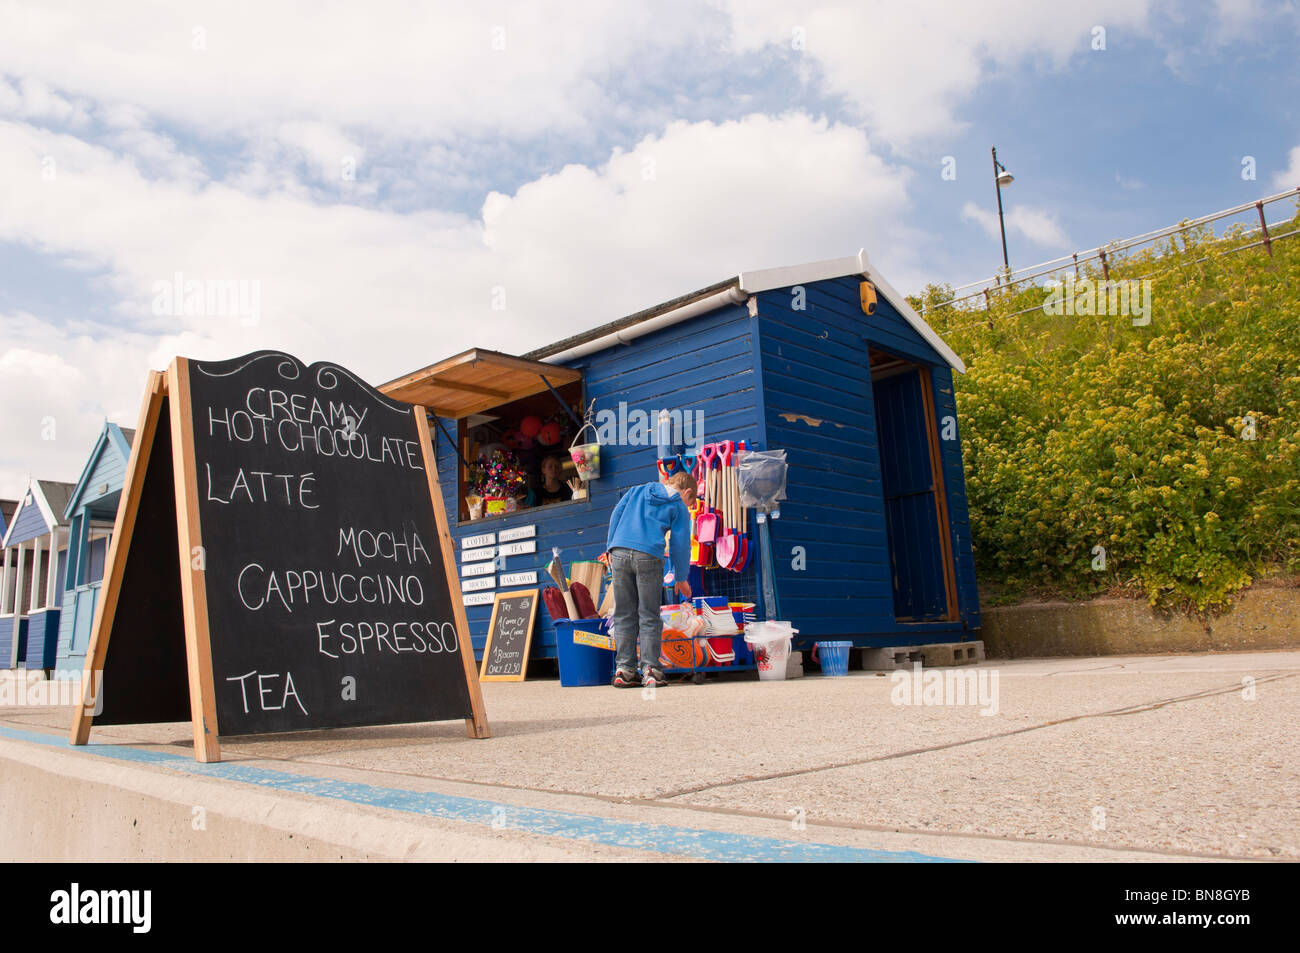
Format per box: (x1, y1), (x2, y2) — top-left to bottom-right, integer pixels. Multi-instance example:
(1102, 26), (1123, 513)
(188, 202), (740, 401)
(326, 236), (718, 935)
(479, 589), (539, 682)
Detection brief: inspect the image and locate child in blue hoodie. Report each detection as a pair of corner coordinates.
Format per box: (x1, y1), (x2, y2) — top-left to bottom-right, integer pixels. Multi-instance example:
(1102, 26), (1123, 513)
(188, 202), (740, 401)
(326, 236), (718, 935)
(607, 470), (696, 687)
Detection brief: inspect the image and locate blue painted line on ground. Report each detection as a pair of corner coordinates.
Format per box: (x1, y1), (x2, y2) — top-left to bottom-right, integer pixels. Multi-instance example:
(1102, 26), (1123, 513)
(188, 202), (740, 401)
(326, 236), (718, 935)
(0, 724), (970, 863)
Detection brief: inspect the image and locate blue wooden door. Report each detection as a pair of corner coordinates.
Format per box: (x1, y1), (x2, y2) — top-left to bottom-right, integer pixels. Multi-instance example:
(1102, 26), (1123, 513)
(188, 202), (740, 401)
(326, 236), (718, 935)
(873, 369), (949, 621)
(71, 587), (98, 655)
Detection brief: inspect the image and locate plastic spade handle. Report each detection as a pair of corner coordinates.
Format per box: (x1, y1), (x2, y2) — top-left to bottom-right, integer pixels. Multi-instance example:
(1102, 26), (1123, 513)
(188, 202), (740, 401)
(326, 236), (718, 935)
(737, 440), (748, 535)
(718, 441), (734, 531)
(698, 442), (717, 511)
(698, 442), (717, 470)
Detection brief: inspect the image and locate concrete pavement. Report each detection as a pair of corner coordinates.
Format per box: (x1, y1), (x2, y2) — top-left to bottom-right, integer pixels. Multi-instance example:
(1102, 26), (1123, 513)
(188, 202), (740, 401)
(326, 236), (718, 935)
(1, 650), (1297, 862)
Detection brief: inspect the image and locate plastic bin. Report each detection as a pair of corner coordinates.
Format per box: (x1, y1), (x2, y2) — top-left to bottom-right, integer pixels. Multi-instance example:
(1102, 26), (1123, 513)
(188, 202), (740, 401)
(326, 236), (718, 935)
(815, 641), (851, 677)
(753, 637), (790, 680)
(745, 621), (798, 681)
(554, 619), (615, 687)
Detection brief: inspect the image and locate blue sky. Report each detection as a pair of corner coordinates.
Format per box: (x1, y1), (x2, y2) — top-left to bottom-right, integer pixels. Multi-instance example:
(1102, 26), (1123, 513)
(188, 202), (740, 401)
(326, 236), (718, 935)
(1, 0), (1298, 497)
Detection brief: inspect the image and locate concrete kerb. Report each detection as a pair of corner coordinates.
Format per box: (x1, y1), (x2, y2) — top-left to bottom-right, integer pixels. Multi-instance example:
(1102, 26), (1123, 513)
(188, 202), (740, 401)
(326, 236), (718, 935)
(0, 718), (1246, 864)
(0, 730), (575, 862)
(0, 726), (974, 863)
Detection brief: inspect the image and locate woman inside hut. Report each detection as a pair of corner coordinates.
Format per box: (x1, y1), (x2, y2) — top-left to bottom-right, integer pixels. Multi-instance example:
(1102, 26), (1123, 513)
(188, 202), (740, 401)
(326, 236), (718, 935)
(536, 454), (575, 505)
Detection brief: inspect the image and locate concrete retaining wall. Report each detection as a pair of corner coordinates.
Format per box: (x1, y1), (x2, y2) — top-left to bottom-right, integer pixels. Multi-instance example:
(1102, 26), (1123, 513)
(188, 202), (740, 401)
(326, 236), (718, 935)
(979, 586), (1300, 658)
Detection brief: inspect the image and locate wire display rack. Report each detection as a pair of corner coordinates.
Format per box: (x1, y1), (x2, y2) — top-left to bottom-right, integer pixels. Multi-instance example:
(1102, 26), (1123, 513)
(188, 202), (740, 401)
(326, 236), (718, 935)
(658, 594), (759, 684)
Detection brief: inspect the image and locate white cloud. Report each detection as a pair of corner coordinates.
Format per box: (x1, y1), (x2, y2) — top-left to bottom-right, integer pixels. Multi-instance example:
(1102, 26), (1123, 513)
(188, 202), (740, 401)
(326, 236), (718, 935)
(1213, 0), (1260, 23)
(1273, 145), (1300, 191)
(273, 121), (366, 185)
(110, 127), (207, 184)
(0, 111), (912, 497)
(477, 114), (912, 292)
(1, 1), (1180, 156)
(961, 200), (1071, 249)
(0, 76), (91, 125)
(719, 0), (1155, 147)
(0, 1), (709, 142)
(0, 316), (152, 498)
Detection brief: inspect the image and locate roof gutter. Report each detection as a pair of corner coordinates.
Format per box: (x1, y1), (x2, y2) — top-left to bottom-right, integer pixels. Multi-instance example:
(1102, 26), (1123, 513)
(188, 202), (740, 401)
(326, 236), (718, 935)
(541, 285), (749, 365)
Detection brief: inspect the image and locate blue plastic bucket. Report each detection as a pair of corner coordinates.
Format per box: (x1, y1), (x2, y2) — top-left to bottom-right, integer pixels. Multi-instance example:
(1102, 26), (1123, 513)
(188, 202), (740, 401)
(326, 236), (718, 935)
(554, 619), (616, 687)
(816, 641), (852, 677)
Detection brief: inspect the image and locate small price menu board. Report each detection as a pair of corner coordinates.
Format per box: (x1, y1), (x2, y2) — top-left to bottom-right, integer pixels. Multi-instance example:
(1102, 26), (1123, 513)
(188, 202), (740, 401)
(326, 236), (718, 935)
(479, 589), (539, 682)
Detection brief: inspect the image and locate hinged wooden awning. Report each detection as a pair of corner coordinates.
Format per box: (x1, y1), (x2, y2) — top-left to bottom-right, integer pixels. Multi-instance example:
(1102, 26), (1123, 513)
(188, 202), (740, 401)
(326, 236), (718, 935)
(378, 348), (582, 418)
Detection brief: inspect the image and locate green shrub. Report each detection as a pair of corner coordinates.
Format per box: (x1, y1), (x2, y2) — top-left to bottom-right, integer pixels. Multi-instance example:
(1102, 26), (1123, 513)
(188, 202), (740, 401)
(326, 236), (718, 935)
(920, 208), (1300, 612)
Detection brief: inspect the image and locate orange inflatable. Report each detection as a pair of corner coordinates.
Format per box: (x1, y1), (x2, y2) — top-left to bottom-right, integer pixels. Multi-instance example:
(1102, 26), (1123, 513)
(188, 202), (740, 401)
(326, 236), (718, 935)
(659, 629), (706, 669)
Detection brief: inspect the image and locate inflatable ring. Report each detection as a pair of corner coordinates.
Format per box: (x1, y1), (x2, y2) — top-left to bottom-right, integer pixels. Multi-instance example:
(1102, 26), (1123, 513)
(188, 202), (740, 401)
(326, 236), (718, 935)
(659, 629), (706, 669)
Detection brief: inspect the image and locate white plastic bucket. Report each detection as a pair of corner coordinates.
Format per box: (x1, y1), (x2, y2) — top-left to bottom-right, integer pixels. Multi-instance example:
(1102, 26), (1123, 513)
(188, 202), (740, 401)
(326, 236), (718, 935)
(745, 621), (798, 682)
(753, 637), (791, 680)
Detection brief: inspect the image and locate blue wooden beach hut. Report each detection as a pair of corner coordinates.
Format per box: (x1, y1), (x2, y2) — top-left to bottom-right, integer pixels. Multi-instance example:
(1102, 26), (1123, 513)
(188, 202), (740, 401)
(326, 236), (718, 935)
(380, 251), (979, 660)
(0, 479), (73, 669)
(53, 422), (135, 679)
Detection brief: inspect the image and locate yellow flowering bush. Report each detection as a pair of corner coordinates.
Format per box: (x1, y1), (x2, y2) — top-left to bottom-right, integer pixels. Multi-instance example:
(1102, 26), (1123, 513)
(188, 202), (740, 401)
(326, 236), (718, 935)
(918, 210), (1300, 612)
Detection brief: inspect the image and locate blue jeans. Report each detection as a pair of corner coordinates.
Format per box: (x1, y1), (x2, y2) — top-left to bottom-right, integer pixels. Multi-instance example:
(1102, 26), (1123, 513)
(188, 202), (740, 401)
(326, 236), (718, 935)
(609, 547), (664, 674)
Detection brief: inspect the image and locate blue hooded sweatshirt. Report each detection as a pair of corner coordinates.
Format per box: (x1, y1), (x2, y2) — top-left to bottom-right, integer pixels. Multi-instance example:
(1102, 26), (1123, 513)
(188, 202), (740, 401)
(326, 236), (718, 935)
(606, 482), (692, 582)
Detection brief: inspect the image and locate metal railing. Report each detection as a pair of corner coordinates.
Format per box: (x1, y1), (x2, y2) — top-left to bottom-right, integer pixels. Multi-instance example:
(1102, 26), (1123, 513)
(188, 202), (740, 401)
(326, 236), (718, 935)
(923, 186), (1300, 318)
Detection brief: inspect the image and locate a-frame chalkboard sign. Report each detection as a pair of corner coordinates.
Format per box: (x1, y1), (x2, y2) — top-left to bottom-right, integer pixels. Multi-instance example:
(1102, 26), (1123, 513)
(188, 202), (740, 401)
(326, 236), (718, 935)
(70, 351), (489, 762)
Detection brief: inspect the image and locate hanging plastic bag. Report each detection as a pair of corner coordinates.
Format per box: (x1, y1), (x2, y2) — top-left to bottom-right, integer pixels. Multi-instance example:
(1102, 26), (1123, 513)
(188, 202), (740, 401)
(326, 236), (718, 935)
(660, 603), (701, 634)
(738, 449), (788, 509)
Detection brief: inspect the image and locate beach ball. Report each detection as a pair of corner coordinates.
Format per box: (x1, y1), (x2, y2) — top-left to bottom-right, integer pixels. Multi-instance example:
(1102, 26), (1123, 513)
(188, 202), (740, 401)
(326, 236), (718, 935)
(520, 415), (543, 437)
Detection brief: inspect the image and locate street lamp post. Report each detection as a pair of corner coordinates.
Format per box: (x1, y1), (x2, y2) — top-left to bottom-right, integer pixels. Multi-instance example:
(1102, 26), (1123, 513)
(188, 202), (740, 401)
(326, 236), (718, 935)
(992, 147), (1014, 281)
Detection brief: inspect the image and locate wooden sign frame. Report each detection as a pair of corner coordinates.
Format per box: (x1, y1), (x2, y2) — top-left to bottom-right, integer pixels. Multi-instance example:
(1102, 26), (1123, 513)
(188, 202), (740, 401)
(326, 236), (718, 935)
(478, 588), (540, 682)
(70, 355), (490, 762)
(70, 369), (167, 750)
